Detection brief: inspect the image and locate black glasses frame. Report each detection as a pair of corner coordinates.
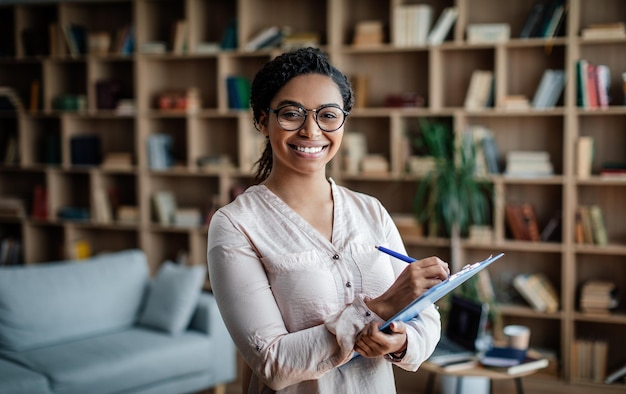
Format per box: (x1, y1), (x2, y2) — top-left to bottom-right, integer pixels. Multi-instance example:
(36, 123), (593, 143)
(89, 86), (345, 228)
(267, 103), (349, 132)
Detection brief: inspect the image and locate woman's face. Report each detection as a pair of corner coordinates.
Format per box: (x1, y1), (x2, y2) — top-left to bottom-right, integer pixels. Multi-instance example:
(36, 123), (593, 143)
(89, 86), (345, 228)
(259, 73), (345, 179)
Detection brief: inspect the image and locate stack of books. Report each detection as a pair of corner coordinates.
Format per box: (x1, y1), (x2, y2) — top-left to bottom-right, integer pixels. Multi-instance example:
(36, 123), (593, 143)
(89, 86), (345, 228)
(579, 280), (618, 314)
(513, 272), (559, 313)
(581, 22), (626, 39)
(505, 150), (553, 177)
(480, 347), (549, 375)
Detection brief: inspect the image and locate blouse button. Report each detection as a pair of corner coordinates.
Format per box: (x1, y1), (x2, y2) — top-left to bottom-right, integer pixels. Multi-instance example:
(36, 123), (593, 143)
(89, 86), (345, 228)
(366, 311), (371, 317)
(332, 254), (340, 260)
(346, 281), (352, 288)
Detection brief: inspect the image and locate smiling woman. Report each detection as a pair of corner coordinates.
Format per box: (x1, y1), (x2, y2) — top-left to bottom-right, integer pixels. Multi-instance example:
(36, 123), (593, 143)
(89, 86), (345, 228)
(207, 47), (450, 394)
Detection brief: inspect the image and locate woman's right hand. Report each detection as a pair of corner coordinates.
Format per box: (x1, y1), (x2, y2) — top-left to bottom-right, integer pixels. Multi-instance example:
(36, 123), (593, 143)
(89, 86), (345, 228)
(365, 256), (449, 321)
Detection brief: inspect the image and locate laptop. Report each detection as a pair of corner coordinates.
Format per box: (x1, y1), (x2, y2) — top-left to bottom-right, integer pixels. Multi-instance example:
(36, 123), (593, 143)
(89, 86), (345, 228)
(427, 295), (489, 365)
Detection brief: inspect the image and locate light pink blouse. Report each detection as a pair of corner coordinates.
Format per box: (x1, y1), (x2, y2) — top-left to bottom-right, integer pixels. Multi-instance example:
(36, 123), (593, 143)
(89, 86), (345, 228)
(207, 179), (441, 393)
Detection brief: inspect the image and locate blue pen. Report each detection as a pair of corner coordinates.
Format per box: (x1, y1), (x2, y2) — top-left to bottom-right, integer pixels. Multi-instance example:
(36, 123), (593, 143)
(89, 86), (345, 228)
(375, 245), (416, 263)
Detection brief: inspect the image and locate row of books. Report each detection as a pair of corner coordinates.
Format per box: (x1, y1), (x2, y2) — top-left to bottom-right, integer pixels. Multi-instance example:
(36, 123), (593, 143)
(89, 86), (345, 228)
(571, 338), (608, 383)
(0, 237), (22, 266)
(513, 272), (559, 313)
(519, 0), (566, 39)
(577, 59), (611, 109)
(52, 24), (134, 57)
(579, 280), (618, 315)
(575, 204), (608, 246)
(463, 68), (564, 111)
(531, 69), (566, 109)
(392, 6), (458, 46)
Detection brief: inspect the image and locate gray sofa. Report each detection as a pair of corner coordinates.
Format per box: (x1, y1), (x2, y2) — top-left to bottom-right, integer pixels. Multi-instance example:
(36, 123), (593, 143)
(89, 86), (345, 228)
(0, 249), (236, 394)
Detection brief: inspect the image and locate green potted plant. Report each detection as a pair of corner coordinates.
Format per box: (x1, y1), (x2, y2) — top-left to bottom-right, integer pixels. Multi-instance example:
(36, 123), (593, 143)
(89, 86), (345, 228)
(412, 117), (502, 343)
(412, 117), (492, 269)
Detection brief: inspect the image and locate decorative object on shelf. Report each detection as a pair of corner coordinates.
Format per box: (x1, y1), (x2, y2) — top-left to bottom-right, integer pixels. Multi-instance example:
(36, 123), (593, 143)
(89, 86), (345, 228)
(505, 203), (541, 241)
(52, 94), (87, 111)
(466, 23), (510, 43)
(383, 92), (425, 107)
(412, 118), (491, 267)
(87, 31), (111, 55)
(352, 20), (384, 47)
(341, 132), (367, 175)
(575, 136), (594, 178)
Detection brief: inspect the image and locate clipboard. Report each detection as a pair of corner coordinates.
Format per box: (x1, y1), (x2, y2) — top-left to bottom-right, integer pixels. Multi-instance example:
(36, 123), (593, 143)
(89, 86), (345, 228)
(379, 253), (504, 333)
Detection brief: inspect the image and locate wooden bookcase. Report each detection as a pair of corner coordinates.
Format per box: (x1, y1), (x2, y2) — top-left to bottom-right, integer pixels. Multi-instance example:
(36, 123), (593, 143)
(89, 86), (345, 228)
(1, 0), (626, 391)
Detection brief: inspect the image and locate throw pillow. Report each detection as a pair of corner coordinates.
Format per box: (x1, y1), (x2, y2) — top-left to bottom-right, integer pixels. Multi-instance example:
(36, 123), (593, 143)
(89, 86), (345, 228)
(139, 261), (206, 335)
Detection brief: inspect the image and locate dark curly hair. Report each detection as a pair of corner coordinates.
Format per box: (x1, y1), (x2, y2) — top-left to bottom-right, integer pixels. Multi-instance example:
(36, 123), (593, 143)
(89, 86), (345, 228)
(250, 47), (354, 182)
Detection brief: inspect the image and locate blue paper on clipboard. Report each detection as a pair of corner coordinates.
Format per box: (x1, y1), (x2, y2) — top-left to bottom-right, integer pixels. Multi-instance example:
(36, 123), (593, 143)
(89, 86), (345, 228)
(379, 253), (504, 332)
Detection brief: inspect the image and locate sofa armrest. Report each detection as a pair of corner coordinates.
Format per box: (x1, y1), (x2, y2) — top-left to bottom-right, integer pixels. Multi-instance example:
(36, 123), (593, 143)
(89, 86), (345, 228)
(189, 292), (237, 385)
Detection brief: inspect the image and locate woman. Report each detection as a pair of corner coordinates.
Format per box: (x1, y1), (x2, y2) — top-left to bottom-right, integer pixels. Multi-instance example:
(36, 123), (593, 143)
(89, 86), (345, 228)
(207, 47), (449, 393)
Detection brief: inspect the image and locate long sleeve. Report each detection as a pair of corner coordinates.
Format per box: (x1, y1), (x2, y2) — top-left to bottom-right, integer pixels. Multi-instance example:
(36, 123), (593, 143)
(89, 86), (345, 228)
(207, 182), (441, 393)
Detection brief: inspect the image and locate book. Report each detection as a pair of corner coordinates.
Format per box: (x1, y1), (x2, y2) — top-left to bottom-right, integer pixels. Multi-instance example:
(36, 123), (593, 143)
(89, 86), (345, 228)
(575, 136), (593, 178)
(393, 4), (433, 46)
(505, 203), (540, 241)
(439, 357), (478, 372)
(485, 355), (549, 375)
(480, 346), (527, 368)
(589, 205), (608, 245)
(513, 273), (548, 311)
(464, 70), (494, 110)
(427, 7), (458, 45)
(581, 22), (626, 39)
(171, 20), (188, 54)
(520, 1), (546, 38)
(531, 69), (565, 109)
(152, 191), (177, 225)
(526, 273), (559, 312)
(605, 363), (626, 384)
(244, 26), (281, 51)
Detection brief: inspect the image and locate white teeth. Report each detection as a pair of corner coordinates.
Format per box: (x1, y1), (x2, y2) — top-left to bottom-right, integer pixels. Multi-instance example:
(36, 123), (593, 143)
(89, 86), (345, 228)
(295, 146), (323, 153)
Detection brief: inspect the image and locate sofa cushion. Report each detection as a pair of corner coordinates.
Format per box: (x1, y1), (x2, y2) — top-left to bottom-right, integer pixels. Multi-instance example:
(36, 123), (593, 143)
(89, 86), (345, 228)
(0, 249), (149, 351)
(138, 261), (206, 334)
(0, 357), (50, 394)
(4, 327), (213, 394)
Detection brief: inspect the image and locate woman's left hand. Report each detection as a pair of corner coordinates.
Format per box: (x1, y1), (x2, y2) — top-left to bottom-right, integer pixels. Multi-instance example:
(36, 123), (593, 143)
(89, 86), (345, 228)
(354, 321), (407, 358)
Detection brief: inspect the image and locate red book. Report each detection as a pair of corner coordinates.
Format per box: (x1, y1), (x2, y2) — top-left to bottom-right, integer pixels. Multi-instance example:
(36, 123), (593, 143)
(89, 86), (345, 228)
(31, 185), (48, 220)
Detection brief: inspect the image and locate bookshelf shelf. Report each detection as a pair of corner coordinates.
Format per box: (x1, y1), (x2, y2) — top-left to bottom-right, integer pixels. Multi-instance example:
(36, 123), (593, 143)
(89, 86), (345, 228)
(0, 0), (625, 391)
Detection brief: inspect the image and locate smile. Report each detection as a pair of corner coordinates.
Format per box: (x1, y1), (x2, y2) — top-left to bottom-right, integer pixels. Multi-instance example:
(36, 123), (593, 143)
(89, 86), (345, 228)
(293, 145), (325, 154)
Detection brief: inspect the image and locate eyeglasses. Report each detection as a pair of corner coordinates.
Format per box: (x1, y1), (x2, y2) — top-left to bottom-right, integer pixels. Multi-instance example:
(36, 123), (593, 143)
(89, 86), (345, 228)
(267, 104), (349, 132)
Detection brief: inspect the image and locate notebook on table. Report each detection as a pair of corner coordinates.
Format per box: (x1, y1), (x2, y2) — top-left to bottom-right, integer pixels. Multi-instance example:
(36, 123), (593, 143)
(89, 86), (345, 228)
(427, 295), (489, 365)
